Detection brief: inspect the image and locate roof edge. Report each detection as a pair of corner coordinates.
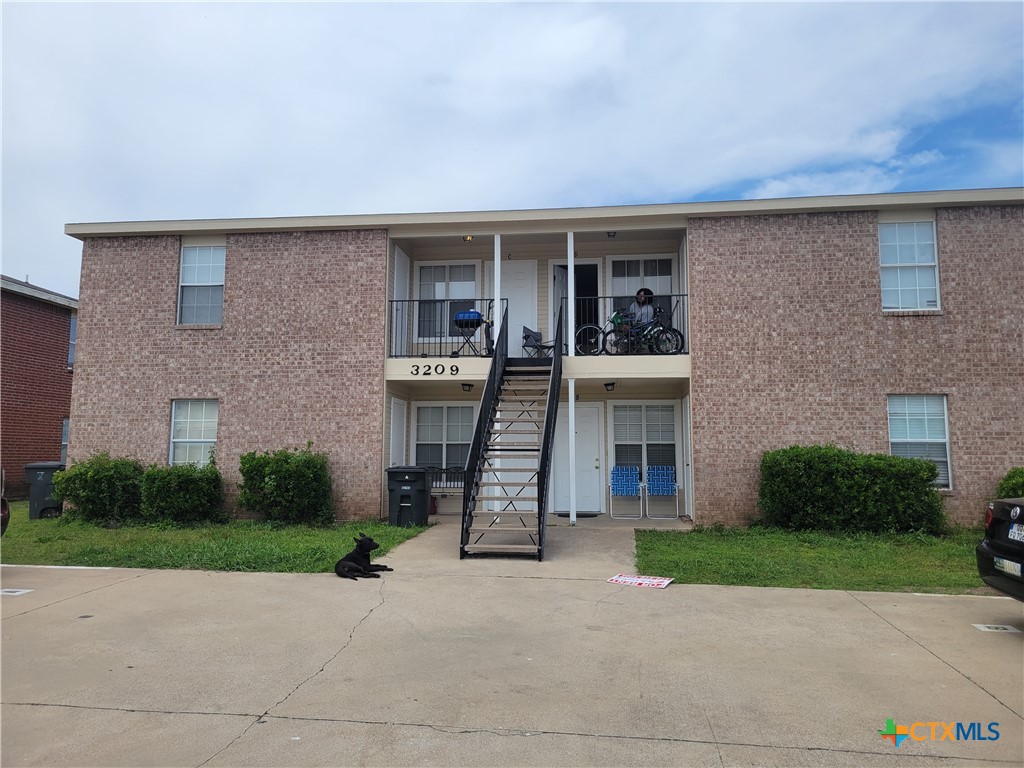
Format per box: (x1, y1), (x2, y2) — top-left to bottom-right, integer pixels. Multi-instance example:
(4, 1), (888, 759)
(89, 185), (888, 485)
(1, 276), (79, 308)
(65, 187), (1024, 239)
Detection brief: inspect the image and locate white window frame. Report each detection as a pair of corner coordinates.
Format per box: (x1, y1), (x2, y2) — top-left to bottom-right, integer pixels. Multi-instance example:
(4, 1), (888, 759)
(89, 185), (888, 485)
(61, 418), (70, 465)
(887, 394), (952, 489)
(413, 261), (480, 341)
(879, 221), (940, 312)
(608, 401), (680, 482)
(68, 314), (77, 368)
(178, 245), (226, 325)
(412, 402), (477, 471)
(170, 399), (219, 467)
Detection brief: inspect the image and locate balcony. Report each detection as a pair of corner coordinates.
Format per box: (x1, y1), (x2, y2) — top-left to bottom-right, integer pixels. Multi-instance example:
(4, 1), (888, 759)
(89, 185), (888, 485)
(387, 295), (688, 359)
(567, 294), (688, 356)
(388, 299), (507, 358)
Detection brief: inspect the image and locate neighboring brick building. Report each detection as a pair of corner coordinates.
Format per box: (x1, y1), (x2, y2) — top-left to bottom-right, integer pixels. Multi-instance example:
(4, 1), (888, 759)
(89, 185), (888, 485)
(64, 189), (1023, 526)
(1, 276), (78, 499)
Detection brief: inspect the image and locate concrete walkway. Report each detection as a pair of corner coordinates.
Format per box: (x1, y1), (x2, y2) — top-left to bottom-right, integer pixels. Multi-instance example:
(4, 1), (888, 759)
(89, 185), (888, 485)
(2, 517), (1022, 767)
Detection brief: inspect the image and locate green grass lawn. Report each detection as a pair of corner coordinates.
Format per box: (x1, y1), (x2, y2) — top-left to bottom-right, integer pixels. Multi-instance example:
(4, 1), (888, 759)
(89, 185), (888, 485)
(0, 502), (425, 573)
(635, 525), (988, 594)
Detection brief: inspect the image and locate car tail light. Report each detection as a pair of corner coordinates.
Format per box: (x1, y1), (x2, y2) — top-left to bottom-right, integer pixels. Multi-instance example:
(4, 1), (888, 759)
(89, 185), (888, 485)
(985, 502), (994, 529)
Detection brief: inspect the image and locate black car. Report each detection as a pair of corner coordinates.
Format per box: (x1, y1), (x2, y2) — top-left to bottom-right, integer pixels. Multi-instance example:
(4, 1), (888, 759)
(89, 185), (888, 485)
(976, 497), (1024, 601)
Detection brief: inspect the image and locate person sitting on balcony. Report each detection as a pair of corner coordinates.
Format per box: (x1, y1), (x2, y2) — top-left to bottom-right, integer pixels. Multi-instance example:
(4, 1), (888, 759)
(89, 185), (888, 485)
(629, 288), (656, 325)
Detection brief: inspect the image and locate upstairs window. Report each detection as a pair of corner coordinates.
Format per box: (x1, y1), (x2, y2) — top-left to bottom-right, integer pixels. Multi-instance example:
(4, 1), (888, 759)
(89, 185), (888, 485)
(178, 246), (225, 324)
(68, 314), (77, 367)
(887, 395), (951, 488)
(417, 264), (476, 339)
(170, 400), (219, 467)
(879, 222), (939, 311)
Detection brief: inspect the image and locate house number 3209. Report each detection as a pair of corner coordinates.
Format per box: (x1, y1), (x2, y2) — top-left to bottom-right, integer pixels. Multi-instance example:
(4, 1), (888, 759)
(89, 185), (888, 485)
(410, 364), (459, 376)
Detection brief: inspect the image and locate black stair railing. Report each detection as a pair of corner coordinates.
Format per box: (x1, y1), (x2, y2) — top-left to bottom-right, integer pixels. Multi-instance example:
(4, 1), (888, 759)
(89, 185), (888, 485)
(460, 307), (509, 556)
(534, 307), (564, 561)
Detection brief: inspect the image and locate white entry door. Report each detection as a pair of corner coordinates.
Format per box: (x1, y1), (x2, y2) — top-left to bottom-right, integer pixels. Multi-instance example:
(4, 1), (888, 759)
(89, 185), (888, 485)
(552, 404), (603, 513)
(490, 260), (538, 356)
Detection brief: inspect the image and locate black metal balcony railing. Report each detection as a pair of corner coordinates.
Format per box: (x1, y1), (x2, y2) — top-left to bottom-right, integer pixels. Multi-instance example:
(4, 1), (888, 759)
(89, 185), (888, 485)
(388, 299), (508, 358)
(564, 294), (688, 355)
(387, 295), (687, 357)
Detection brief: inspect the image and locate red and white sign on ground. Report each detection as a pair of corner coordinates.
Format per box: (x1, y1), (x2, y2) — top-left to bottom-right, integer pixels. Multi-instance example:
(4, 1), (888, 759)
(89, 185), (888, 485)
(607, 574), (674, 588)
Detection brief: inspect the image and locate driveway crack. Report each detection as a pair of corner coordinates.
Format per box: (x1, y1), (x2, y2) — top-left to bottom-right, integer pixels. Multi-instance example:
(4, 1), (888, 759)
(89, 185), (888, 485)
(196, 579), (388, 767)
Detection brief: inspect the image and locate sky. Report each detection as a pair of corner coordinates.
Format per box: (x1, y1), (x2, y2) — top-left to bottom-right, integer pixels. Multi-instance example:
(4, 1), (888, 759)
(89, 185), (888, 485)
(2, 1), (1022, 299)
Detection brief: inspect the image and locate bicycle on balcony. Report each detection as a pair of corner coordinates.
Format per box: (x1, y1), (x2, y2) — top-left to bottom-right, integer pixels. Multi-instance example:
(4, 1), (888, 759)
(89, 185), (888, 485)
(601, 306), (683, 355)
(575, 306), (683, 355)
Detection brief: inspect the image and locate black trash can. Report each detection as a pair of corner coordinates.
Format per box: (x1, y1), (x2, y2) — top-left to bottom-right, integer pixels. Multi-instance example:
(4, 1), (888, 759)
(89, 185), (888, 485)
(24, 461), (65, 519)
(386, 467), (432, 527)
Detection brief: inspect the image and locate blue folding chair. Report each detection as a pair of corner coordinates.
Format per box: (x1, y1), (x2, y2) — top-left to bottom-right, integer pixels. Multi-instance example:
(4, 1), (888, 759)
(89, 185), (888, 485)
(645, 465), (680, 519)
(609, 465), (644, 519)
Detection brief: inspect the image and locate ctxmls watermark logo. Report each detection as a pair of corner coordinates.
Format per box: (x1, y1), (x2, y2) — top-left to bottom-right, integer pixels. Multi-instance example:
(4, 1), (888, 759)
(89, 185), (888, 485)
(879, 718), (1000, 748)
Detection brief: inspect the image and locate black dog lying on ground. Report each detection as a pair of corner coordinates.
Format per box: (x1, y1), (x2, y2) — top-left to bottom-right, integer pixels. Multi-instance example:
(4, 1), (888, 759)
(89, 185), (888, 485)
(334, 533), (395, 580)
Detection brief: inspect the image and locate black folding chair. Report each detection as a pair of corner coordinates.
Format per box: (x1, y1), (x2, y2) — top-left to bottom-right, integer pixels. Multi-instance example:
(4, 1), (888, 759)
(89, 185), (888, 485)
(522, 326), (556, 358)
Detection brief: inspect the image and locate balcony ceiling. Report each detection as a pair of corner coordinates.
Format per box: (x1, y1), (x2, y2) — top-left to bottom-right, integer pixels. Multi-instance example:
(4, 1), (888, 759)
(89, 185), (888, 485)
(393, 228), (685, 253)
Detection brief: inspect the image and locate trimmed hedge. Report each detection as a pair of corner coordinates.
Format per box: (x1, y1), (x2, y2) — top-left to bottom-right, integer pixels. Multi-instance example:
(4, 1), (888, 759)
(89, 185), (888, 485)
(53, 453), (145, 526)
(141, 461), (225, 525)
(996, 467), (1024, 499)
(759, 445), (946, 535)
(237, 443), (334, 526)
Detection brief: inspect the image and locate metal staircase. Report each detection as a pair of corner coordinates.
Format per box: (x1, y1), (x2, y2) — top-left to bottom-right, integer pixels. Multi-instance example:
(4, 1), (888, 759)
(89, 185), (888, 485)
(461, 310), (563, 560)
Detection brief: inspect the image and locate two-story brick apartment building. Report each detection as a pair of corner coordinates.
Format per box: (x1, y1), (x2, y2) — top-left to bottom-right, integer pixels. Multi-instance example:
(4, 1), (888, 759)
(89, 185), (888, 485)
(1, 276), (78, 499)
(65, 188), (1022, 548)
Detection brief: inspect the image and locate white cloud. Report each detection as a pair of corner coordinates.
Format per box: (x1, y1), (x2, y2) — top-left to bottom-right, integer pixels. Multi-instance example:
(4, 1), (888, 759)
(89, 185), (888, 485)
(1, 1), (1021, 297)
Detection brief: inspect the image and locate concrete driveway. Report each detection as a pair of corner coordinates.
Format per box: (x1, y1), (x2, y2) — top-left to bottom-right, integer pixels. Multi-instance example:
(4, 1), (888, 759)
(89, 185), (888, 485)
(2, 516), (1022, 767)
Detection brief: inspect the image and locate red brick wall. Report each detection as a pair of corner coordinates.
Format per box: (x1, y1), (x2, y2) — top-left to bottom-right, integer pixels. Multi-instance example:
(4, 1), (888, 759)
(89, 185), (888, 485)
(70, 231), (389, 520)
(1, 292), (74, 498)
(688, 206), (1024, 526)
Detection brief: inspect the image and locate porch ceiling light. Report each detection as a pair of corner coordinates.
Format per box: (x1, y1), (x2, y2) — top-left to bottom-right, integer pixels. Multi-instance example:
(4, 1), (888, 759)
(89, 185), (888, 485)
(461, 382), (474, 392)
(604, 382), (615, 392)
(463, 235), (474, 243)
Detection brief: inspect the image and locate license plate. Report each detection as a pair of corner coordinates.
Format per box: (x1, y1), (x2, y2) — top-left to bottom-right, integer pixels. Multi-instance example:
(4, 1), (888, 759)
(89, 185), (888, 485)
(994, 557), (1022, 577)
(1008, 524), (1024, 543)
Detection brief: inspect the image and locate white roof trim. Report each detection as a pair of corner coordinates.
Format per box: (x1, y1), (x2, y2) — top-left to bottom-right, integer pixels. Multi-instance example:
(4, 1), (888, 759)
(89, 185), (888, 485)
(1, 277), (78, 309)
(65, 188), (1024, 240)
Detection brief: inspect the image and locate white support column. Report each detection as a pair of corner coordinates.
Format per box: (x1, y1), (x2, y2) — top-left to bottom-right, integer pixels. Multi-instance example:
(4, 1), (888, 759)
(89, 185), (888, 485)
(567, 231), (577, 524)
(493, 234), (502, 338)
(568, 378), (577, 525)
(567, 232), (575, 357)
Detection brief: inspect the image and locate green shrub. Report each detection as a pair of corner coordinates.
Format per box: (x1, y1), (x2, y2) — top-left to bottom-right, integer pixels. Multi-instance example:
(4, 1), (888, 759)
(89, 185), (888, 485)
(758, 445), (945, 535)
(996, 467), (1024, 499)
(238, 443), (334, 526)
(141, 461), (225, 525)
(53, 453), (145, 526)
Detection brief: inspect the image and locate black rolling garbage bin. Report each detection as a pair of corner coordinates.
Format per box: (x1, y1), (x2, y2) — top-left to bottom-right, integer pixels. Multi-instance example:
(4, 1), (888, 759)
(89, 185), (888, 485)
(386, 467), (432, 526)
(24, 461), (65, 519)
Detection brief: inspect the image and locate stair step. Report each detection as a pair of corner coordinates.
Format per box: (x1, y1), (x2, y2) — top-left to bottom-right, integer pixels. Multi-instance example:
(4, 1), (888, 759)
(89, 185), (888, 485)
(463, 544), (540, 554)
(482, 452), (540, 459)
(468, 524), (538, 533)
(478, 481), (538, 488)
(486, 443), (540, 449)
(471, 514), (540, 520)
(481, 467), (538, 473)
(475, 493), (539, 501)
(490, 429), (541, 435)
(496, 417), (545, 423)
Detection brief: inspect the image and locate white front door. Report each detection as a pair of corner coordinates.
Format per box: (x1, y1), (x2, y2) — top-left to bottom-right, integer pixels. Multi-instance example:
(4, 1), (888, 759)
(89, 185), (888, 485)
(390, 398), (407, 466)
(499, 260), (538, 356)
(552, 404), (603, 513)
